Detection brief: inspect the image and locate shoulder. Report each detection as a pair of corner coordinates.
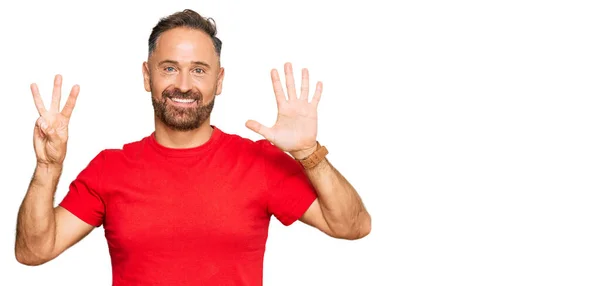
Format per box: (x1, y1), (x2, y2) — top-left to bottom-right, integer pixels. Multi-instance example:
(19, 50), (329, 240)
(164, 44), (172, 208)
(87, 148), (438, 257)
(217, 131), (303, 186)
(215, 128), (297, 167)
(86, 135), (151, 165)
(216, 127), (277, 155)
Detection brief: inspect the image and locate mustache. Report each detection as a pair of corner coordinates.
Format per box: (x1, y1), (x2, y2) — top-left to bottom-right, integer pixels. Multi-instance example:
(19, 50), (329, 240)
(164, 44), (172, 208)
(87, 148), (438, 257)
(162, 88), (202, 100)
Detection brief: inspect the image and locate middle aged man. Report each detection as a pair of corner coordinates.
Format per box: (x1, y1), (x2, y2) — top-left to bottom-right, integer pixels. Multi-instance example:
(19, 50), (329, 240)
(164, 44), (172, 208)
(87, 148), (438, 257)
(16, 8), (371, 285)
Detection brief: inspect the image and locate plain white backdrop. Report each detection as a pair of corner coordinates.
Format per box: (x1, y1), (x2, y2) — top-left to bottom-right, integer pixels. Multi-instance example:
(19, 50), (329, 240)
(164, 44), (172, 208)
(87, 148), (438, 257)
(1, 0), (599, 285)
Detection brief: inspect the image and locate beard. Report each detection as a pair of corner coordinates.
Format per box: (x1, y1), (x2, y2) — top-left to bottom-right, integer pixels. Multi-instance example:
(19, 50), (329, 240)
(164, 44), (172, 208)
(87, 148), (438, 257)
(151, 86), (215, 132)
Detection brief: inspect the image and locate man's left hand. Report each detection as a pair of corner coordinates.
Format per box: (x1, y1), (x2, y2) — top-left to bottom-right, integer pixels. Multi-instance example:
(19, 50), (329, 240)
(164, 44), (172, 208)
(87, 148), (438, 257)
(246, 62), (323, 159)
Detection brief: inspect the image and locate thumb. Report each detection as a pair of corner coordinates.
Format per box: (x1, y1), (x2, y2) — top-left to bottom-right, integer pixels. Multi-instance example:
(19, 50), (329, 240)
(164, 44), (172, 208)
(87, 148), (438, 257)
(36, 117), (59, 141)
(245, 120), (273, 141)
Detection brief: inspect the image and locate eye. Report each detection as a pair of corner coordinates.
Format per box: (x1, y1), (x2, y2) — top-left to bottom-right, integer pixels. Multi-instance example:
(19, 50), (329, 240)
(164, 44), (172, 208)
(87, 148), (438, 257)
(164, 66), (176, 72)
(193, 68), (205, 74)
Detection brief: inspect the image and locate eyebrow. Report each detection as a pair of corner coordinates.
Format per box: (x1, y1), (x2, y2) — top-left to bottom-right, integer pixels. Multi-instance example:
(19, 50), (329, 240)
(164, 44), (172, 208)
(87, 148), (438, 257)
(157, 60), (211, 68)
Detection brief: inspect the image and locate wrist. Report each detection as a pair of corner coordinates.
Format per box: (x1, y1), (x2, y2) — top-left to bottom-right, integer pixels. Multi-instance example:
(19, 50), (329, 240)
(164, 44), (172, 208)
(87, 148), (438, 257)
(293, 141), (329, 169)
(35, 163), (63, 175)
(290, 143), (318, 160)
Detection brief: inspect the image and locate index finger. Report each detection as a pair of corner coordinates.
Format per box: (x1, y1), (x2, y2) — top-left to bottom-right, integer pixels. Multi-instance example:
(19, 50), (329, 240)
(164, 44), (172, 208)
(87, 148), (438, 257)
(271, 69), (286, 106)
(30, 83), (47, 115)
(61, 84), (80, 118)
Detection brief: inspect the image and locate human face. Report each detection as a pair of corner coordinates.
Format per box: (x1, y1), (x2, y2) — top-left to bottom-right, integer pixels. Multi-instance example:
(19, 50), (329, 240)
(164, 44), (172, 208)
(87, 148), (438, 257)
(143, 27), (224, 131)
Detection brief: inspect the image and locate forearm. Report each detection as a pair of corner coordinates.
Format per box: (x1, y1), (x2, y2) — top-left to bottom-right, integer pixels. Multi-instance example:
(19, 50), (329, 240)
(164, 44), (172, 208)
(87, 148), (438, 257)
(15, 164), (62, 265)
(303, 158), (371, 239)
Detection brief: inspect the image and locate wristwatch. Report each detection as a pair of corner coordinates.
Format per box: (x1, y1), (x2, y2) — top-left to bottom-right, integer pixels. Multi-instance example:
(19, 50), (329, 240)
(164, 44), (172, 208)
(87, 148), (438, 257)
(296, 141), (328, 169)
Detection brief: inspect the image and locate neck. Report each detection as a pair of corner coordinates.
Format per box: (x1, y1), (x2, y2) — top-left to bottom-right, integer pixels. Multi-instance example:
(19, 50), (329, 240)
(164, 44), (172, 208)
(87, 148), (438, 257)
(153, 118), (214, 149)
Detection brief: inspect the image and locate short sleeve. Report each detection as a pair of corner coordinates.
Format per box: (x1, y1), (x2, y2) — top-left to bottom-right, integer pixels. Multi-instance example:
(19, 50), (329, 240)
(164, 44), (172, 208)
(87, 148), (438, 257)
(260, 140), (317, 226)
(58, 151), (106, 227)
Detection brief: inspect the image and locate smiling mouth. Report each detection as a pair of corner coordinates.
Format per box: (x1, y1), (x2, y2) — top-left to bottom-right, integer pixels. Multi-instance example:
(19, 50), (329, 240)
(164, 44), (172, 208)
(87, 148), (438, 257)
(169, 97), (197, 104)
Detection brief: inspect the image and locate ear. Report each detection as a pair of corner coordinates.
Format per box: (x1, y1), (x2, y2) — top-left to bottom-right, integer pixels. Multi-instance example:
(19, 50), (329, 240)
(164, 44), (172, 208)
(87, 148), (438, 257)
(215, 67), (225, 95)
(142, 62), (151, 92)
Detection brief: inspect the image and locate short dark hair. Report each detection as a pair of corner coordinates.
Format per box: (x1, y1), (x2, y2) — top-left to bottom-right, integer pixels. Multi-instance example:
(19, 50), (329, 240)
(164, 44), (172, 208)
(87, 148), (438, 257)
(148, 9), (222, 58)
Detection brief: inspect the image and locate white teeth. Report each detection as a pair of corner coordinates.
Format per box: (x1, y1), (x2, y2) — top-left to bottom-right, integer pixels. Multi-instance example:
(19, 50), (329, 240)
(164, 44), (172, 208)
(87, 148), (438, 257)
(171, 98), (195, 103)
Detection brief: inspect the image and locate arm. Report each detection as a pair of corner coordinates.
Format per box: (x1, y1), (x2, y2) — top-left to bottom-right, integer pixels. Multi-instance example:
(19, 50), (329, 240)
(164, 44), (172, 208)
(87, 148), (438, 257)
(16, 74), (93, 265)
(292, 146), (371, 240)
(15, 164), (94, 265)
(245, 62), (371, 240)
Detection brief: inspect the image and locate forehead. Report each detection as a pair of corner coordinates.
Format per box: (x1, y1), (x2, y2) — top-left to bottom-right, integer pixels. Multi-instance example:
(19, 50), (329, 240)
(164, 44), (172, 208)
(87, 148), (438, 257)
(152, 27), (218, 64)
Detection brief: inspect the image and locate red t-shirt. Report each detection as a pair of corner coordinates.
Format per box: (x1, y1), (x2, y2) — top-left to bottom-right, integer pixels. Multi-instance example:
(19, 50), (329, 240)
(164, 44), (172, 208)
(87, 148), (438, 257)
(59, 126), (317, 285)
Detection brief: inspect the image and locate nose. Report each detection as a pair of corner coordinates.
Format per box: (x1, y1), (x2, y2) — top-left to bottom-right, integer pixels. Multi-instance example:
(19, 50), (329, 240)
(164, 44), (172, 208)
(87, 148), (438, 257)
(175, 72), (192, 93)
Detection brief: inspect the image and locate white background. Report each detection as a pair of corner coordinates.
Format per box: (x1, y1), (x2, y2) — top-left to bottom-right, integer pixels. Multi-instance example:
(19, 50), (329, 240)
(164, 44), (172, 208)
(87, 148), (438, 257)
(1, 0), (599, 285)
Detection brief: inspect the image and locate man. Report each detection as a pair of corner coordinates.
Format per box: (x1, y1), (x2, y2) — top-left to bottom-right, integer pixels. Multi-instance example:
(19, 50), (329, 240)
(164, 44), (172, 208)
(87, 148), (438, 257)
(15, 9), (371, 285)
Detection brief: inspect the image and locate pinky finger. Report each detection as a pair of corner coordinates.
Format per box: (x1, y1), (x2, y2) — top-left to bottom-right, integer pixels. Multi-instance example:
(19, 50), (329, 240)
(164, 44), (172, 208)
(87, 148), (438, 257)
(310, 81), (323, 106)
(34, 123), (45, 139)
(35, 117), (47, 138)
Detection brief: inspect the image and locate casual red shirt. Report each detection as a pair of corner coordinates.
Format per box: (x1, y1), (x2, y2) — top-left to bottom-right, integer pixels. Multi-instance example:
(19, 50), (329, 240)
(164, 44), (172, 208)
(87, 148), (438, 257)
(59, 126), (317, 285)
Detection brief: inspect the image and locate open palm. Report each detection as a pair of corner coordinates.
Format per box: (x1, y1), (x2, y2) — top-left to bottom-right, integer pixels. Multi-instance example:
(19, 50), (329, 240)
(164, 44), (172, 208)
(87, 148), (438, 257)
(246, 62), (323, 155)
(31, 74), (80, 166)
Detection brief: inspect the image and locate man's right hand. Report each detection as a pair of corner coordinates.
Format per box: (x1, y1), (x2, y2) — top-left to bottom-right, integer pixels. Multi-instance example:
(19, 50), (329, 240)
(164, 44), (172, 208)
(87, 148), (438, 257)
(31, 74), (80, 167)
(16, 74), (94, 266)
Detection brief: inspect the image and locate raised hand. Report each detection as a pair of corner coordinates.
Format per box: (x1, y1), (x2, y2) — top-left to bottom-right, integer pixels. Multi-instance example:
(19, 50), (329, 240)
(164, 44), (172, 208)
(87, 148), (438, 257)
(31, 75), (80, 167)
(245, 62), (323, 158)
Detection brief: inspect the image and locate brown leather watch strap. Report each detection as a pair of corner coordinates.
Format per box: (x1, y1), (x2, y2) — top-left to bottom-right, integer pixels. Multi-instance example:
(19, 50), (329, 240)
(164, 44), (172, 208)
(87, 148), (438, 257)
(296, 142), (328, 169)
